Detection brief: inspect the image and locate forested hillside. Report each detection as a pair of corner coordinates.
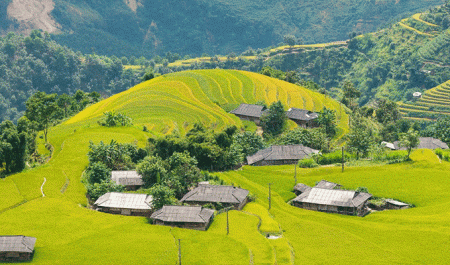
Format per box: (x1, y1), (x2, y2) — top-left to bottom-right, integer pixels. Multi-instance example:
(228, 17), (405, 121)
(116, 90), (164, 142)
(0, 30), (143, 122)
(1, 0), (445, 57)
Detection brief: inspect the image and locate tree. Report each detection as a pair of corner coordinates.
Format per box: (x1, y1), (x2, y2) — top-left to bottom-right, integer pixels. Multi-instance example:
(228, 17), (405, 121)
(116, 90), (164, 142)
(260, 101), (287, 137)
(427, 117), (450, 145)
(341, 80), (361, 109)
(0, 121), (27, 173)
(399, 128), (420, 160)
(136, 156), (167, 187)
(283, 35), (296, 46)
(86, 162), (110, 184)
(25, 91), (59, 143)
(376, 99), (401, 124)
(86, 180), (124, 202)
(230, 131), (265, 162)
(316, 107), (337, 138)
(346, 114), (375, 159)
(148, 184), (178, 210)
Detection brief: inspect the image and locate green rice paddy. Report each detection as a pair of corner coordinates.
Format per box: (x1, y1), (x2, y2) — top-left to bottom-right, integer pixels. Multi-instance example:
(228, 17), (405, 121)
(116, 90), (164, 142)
(2, 70), (448, 264)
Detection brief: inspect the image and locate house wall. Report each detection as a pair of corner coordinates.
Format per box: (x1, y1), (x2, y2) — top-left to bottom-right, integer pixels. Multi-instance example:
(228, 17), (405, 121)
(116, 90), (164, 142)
(386, 203), (409, 210)
(123, 185), (142, 191)
(235, 115), (261, 125)
(97, 207), (152, 217)
(253, 159), (299, 166)
(153, 220), (210, 231)
(291, 119), (318, 128)
(293, 201), (358, 216)
(0, 251), (33, 261)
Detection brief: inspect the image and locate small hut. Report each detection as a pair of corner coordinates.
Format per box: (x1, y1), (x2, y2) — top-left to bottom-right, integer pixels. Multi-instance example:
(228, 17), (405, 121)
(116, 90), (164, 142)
(314, 180), (341, 190)
(94, 192), (153, 216)
(151, 206), (215, 230)
(246, 145), (319, 166)
(293, 183), (312, 195)
(392, 137), (449, 150)
(111, 171), (144, 190)
(230, 103), (267, 125)
(286, 108), (319, 128)
(180, 184), (249, 210)
(0, 236), (36, 262)
(385, 199), (410, 210)
(292, 187), (372, 216)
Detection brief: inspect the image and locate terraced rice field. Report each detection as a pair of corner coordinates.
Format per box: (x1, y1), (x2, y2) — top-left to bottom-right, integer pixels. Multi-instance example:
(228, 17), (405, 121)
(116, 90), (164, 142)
(399, 80), (450, 120)
(0, 70), (348, 264)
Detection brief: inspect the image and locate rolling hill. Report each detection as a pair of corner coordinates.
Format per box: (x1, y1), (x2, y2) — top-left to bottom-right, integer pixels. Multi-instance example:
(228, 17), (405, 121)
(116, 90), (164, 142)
(0, 70), (348, 264)
(1, 0), (445, 57)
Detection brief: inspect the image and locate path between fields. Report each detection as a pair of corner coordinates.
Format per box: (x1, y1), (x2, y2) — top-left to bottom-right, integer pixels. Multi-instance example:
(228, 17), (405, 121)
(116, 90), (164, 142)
(41, 177), (46, 197)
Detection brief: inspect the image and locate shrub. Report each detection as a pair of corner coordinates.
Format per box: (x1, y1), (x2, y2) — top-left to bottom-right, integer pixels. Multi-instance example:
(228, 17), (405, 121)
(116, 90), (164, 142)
(86, 180), (124, 202)
(86, 162), (110, 184)
(100, 111), (132, 127)
(149, 184), (178, 210)
(298, 158), (319, 168)
(315, 150), (354, 165)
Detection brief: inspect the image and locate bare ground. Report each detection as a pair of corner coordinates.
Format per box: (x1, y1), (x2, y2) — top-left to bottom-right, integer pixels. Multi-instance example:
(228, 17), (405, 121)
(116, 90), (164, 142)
(7, 0), (60, 35)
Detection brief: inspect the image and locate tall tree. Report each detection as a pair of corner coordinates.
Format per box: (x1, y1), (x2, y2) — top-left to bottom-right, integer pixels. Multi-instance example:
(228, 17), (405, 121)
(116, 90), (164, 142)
(316, 107), (337, 138)
(399, 128), (420, 160)
(25, 92), (59, 143)
(260, 101), (287, 137)
(341, 80), (361, 109)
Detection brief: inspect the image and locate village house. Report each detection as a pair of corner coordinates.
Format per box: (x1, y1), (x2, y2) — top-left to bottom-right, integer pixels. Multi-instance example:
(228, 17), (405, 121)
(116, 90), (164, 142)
(385, 199), (410, 210)
(229, 103), (267, 125)
(286, 108), (319, 128)
(111, 171), (144, 190)
(292, 181), (371, 216)
(94, 192), (153, 217)
(383, 137), (449, 150)
(246, 145), (319, 166)
(0, 236), (36, 262)
(151, 206), (215, 230)
(180, 184), (249, 210)
(293, 183), (312, 195)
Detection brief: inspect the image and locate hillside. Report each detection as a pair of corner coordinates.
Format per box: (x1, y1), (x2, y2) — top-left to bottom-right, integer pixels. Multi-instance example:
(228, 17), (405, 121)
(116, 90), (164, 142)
(0, 69), (348, 264)
(2, 70), (450, 264)
(1, 0), (445, 57)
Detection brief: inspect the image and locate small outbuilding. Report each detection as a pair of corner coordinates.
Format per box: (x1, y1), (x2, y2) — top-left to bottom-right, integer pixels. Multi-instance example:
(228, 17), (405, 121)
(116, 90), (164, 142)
(94, 192), (153, 216)
(111, 171), (144, 190)
(246, 145), (319, 166)
(286, 108), (319, 128)
(230, 103), (267, 125)
(413, 92), (422, 98)
(180, 184), (249, 210)
(151, 206), (215, 230)
(314, 180), (342, 190)
(293, 183), (312, 195)
(385, 199), (410, 210)
(292, 187), (372, 216)
(392, 137), (449, 150)
(0, 236), (36, 262)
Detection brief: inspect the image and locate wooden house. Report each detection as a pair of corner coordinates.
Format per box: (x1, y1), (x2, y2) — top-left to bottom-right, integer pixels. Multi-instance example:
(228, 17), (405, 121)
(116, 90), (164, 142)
(293, 183), (311, 195)
(385, 199), (410, 210)
(151, 206), (215, 230)
(246, 145), (319, 166)
(111, 171), (144, 190)
(292, 187), (372, 216)
(286, 108), (319, 128)
(229, 103), (267, 125)
(0, 236), (36, 262)
(94, 192), (153, 217)
(180, 184), (249, 210)
(390, 137), (449, 150)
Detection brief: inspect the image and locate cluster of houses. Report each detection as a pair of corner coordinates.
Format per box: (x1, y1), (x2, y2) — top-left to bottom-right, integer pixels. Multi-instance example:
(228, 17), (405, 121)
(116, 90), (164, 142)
(230, 103), (319, 128)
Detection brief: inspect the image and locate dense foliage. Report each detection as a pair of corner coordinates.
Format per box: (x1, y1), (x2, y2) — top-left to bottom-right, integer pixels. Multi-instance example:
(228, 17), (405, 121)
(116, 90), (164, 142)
(0, 120), (34, 174)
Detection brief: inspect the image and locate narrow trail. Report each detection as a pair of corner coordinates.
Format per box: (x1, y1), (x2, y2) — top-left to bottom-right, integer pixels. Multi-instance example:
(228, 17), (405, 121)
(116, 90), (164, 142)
(41, 177), (47, 197)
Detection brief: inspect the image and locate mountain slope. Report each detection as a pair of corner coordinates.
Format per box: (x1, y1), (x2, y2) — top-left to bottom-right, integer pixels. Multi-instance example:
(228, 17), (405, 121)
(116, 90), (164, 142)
(1, 0), (445, 57)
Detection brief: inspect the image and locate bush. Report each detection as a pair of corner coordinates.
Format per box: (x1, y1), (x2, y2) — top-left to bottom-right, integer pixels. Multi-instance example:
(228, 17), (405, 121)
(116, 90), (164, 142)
(100, 111), (133, 127)
(298, 158), (319, 168)
(435, 148), (450, 161)
(86, 180), (124, 202)
(86, 162), (110, 184)
(315, 150), (354, 165)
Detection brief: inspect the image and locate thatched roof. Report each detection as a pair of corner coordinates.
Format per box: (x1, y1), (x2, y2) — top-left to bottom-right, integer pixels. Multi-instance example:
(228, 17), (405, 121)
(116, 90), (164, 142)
(111, 171), (144, 186)
(392, 137), (449, 150)
(246, 145), (319, 165)
(230, 103), (267, 118)
(286, 108), (318, 121)
(180, 185), (249, 204)
(314, 180), (341, 190)
(293, 183), (311, 194)
(94, 192), (152, 210)
(0, 236), (36, 253)
(292, 188), (372, 208)
(151, 206), (214, 223)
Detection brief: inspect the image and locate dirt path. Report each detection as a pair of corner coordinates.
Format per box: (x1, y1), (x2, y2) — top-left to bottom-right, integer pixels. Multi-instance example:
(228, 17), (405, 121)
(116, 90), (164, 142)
(7, 0), (60, 35)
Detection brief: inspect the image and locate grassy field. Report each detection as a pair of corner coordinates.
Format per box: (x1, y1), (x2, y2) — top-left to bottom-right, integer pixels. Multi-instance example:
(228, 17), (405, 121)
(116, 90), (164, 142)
(0, 70), (348, 264)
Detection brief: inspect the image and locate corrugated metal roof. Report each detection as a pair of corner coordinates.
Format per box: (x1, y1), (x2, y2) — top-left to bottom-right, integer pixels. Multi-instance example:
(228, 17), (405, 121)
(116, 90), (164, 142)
(94, 192), (153, 210)
(292, 188), (371, 207)
(0, 236), (36, 253)
(230, 104), (266, 118)
(111, 171), (144, 186)
(293, 183), (311, 193)
(286, 108), (319, 121)
(381, 141), (396, 150)
(151, 206), (214, 223)
(180, 185), (249, 204)
(246, 145), (319, 165)
(314, 180), (340, 190)
(385, 199), (409, 207)
(393, 137), (449, 150)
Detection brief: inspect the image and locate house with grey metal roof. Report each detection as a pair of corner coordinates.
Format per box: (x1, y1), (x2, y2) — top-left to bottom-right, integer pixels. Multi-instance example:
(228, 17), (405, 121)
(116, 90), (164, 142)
(293, 183), (312, 195)
(246, 145), (319, 166)
(292, 187), (372, 216)
(392, 137), (449, 150)
(0, 236), (36, 262)
(111, 171), (144, 190)
(230, 103), (267, 125)
(180, 184), (249, 210)
(286, 108), (319, 128)
(94, 192), (153, 216)
(151, 206), (215, 230)
(385, 199), (410, 210)
(314, 180), (341, 190)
